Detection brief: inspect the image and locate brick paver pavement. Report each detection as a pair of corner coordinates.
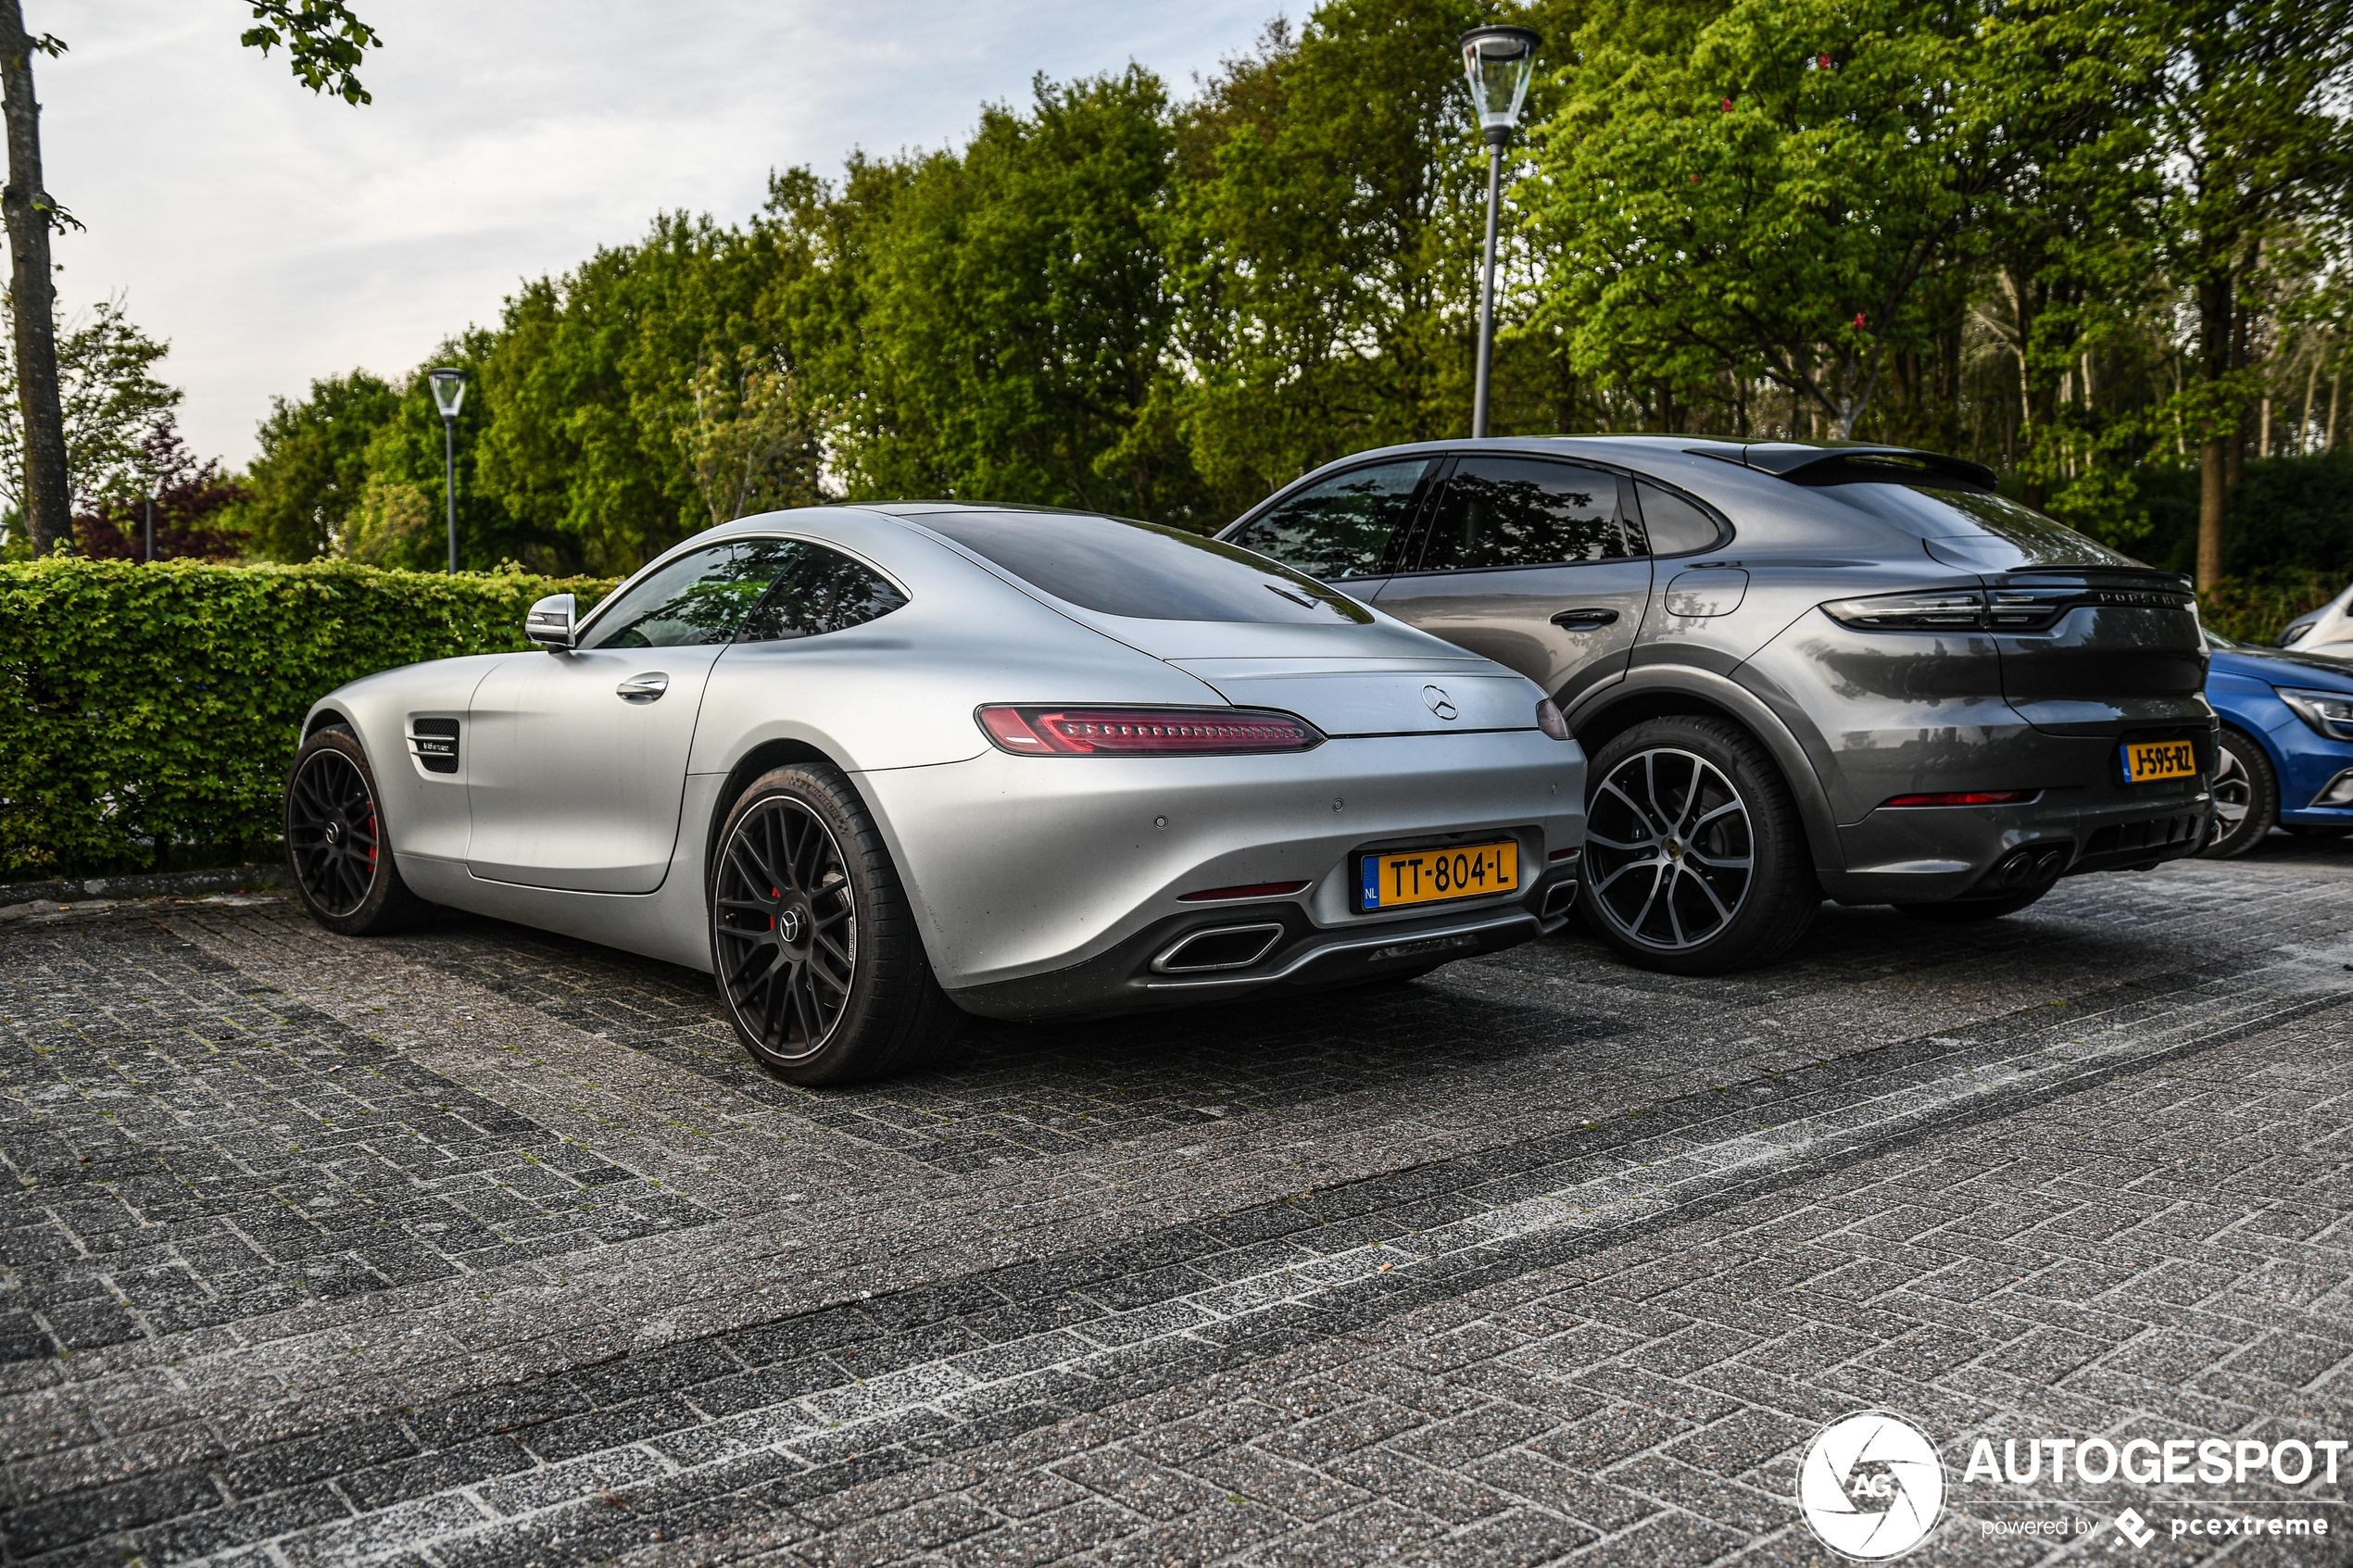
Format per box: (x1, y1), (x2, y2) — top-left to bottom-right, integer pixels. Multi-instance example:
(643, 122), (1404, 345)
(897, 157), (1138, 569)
(3, 837), (2350, 1566)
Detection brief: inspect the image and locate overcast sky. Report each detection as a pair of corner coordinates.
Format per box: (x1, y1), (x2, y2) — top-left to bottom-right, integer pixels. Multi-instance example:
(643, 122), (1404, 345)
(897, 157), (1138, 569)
(34, 1), (1277, 466)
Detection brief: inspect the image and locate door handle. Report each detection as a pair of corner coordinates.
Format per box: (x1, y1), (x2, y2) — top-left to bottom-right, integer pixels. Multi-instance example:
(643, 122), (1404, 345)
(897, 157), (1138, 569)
(616, 672), (670, 702)
(1550, 608), (1620, 629)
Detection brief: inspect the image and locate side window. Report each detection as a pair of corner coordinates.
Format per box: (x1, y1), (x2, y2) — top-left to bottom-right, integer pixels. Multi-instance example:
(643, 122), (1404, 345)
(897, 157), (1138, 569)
(1227, 458), (1436, 580)
(737, 542), (908, 642)
(577, 538), (804, 649)
(1632, 480), (1726, 556)
(1416, 457), (1631, 571)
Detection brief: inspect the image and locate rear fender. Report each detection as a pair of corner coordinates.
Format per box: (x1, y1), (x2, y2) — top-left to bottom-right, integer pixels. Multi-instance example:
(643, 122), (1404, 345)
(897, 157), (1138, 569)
(1566, 664), (1843, 875)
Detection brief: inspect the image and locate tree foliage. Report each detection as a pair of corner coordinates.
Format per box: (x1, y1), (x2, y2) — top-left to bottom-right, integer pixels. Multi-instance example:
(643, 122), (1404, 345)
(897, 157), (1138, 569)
(233, 369), (396, 560)
(72, 416), (247, 561)
(0, 297), (179, 516)
(239, 1), (382, 105)
(233, 0), (2350, 585)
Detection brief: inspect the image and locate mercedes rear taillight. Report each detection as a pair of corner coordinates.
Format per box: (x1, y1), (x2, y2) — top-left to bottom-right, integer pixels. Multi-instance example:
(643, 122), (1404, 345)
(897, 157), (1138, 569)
(976, 706), (1324, 757)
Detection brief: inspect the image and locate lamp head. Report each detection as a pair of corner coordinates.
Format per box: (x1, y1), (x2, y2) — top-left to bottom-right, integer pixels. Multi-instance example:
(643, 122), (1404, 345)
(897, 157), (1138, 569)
(1459, 25), (1541, 144)
(428, 368), (468, 420)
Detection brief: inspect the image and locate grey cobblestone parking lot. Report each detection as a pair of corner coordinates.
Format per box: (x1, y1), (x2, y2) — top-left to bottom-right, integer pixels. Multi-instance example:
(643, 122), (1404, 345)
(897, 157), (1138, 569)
(4, 841), (2351, 1567)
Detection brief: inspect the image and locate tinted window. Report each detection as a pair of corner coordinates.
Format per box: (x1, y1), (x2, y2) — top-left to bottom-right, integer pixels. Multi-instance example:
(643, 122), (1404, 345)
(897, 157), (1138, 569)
(1633, 481), (1724, 555)
(1417, 457), (1631, 571)
(922, 510), (1371, 624)
(1227, 459), (1434, 580)
(578, 539), (801, 649)
(737, 542), (907, 642)
(1832, 483), (2138, 568)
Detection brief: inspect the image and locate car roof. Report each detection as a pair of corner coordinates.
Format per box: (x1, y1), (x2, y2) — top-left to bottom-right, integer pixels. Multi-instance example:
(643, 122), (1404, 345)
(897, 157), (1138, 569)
(1304, 434), (1999, 490)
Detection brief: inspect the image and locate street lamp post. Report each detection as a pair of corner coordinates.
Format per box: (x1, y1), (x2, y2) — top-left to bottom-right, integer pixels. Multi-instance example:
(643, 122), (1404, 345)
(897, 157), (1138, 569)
(428, 369), (468, 572)
(1459, 25), (1539, 440)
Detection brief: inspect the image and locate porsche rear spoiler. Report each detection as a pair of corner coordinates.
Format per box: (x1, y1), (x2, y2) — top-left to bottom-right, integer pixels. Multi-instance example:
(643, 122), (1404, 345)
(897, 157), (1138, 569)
(1688, 442), (1999, 493)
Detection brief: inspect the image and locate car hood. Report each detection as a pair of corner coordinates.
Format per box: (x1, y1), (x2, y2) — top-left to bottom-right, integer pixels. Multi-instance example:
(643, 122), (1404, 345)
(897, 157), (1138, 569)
(2209, 645), (2353, 693)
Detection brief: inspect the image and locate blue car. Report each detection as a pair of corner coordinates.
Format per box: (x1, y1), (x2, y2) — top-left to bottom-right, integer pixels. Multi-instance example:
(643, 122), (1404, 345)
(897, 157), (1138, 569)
(2202, 630), (2353, 856)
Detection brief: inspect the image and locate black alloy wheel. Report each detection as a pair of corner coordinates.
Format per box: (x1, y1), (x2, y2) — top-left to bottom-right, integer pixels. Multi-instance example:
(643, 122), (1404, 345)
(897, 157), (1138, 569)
(2199, 726), (2278, 859)
(710, 764), (961, 1085)
(1578, 716), (1818, 974)
(283, 726), (430, 935)
(714, 795), (858, 1059)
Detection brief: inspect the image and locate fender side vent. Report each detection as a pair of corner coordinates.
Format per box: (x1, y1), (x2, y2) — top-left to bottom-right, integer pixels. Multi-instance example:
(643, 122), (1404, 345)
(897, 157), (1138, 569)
(410, 718), (459, 774)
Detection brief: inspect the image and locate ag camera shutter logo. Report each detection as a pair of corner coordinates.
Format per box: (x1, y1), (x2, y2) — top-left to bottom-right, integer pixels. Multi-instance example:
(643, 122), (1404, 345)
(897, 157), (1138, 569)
(1798, 1411), (1946, 1559)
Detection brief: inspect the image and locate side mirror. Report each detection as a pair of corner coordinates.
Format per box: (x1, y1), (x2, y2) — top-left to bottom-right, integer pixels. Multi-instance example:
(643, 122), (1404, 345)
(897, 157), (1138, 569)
(525, 593), (576, 649)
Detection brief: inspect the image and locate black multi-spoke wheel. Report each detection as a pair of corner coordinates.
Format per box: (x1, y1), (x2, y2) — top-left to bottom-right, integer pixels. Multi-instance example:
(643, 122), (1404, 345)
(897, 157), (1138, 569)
(1577, 716), (1818, 974)
(715, 797), (857, 1061)
(2199, 727), (2276, 859)
(710, 765), (961, 1085)
(283, 726), (430, 935)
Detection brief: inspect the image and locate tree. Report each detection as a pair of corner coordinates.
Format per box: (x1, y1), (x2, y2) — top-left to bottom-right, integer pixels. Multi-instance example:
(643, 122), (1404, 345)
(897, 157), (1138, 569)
(2147, 0), (2353, 586)
(471, 211), (786, 572)
(0, 296), (179, 518)
(677, 349), (824, 525)
(0, 0), (380, 557)
(71, 415), (247, 560)
(837, 69), (1195, 519)
(232, 369), (398, 559)
(355, 332), (561, 571)
(1527, 0), (2031, 440)
(1168, 3), (1490, 513)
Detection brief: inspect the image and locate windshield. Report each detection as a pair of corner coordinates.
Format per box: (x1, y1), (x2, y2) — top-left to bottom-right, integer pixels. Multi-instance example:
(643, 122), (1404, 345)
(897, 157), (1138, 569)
(920, 509), (1372, 624)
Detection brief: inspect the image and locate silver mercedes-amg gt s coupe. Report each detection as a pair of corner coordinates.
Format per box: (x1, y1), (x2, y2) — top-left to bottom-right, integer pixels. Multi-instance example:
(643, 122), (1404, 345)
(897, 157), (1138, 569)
(283, 505), (1586, 1083)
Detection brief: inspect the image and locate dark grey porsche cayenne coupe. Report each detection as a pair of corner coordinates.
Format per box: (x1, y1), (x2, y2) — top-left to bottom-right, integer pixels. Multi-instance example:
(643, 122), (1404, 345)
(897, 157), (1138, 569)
(1219, 437), (2216, 975)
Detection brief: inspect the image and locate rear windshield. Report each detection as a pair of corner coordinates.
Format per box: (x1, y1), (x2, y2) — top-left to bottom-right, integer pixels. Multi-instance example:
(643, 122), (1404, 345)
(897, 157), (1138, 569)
(920, 509), (1372, 623)
(1829, 483), (2140, 569)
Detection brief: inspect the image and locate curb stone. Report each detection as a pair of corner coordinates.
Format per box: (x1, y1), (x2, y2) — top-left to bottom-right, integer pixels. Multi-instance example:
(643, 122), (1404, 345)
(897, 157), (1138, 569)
(0, 861), (288, 911)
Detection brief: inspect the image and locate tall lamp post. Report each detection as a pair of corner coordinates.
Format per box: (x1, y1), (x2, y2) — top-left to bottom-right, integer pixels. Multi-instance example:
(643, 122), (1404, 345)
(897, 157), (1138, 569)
(428, 368), (467, 572)
(1459, 24), (1539, 440)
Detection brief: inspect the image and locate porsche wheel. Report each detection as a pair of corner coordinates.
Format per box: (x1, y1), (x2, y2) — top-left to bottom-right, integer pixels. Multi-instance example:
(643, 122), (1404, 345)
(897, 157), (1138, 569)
(711, 764), (960, 1085)
(1579, 716), (1818, 974)
(283, 726), (431, 935)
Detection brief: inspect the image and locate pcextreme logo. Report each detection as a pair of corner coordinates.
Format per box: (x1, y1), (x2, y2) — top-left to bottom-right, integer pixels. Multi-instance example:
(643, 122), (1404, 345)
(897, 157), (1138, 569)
(1797, 1411), (1947, 1559)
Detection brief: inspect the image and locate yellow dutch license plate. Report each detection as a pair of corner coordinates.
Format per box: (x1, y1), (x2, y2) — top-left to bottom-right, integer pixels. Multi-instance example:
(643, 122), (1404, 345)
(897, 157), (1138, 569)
(2120, 739), (2198, 784)
(1359, 840), (1518, 911)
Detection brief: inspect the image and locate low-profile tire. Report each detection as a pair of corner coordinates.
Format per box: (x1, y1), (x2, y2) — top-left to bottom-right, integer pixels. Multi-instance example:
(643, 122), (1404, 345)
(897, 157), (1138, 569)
(2200, 726), (2278, 859)
(1577, 716), (1818, 974)
(283, 725), (432, 935)
(710, 764), (962, 1085)
(1895, 885), (2052, 923)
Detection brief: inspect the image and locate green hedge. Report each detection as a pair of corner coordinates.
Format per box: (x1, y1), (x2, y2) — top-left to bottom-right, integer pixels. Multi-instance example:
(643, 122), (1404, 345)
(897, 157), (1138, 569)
(0, 559), (615, 878)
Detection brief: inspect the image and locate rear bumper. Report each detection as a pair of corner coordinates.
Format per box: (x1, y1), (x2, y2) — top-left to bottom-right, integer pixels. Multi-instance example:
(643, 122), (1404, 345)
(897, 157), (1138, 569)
(947, 857), (1579, 1021)
(1822, 731), (2216, 906)
(860, 729), (1585, 996)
